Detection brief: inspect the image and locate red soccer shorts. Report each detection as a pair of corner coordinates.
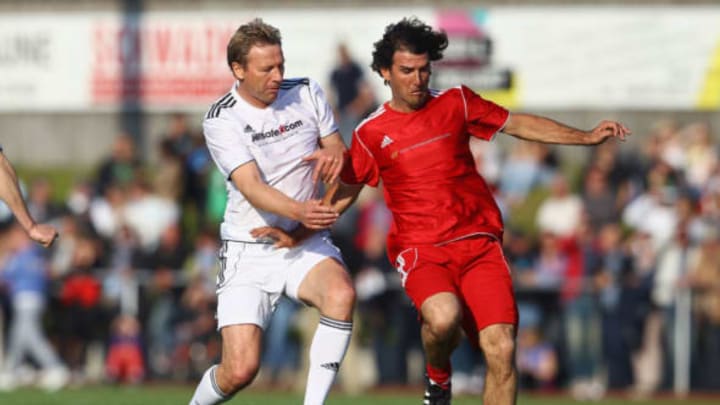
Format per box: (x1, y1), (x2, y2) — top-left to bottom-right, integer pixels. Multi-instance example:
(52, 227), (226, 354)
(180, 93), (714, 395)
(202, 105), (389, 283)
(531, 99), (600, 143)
(394, 235), (518, 345)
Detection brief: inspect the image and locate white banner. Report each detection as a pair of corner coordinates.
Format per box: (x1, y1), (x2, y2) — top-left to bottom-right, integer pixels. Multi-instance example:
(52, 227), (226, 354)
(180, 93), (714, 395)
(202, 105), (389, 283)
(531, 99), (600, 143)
(0, 14), (93, 111)
(0, 7), (718, 111)
(481, 6), (720, 110)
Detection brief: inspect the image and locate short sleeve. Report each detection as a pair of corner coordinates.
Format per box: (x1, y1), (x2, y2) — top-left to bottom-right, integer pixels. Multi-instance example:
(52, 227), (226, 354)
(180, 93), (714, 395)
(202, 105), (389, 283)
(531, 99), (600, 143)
(461, 85), (509, 141)
(203, 116), (253, 179)
(340, 130), (380, 187)
(308, 79), (339, 138)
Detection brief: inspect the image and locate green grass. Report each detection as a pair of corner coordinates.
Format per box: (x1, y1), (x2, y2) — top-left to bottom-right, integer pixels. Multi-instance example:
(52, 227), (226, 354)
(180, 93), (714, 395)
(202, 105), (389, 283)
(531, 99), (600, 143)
(0, 386), (717, 405)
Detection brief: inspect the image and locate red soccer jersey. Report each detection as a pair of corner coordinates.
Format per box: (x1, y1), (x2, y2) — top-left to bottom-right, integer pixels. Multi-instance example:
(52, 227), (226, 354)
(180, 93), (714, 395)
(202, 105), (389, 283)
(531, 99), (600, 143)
(341, 85), (509, 261)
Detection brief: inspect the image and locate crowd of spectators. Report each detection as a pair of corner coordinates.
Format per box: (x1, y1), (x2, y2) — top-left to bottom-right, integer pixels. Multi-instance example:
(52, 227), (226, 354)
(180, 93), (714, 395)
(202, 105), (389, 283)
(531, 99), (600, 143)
(0, 90), (719, 400)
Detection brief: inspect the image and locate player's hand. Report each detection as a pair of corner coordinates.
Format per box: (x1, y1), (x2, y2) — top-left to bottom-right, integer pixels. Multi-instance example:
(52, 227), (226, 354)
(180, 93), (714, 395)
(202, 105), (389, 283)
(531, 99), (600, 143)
(298, 199), (338, 229)
(250, 226), (299, 248)
(590, 120), (631, 143)
(27, 223), (59, 248)
(303, 146), (345, 184)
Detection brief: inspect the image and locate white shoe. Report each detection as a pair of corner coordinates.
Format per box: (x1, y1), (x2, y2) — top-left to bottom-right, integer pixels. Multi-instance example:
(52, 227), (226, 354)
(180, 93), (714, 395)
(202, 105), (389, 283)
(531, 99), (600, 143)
(39, 367), (70, 391)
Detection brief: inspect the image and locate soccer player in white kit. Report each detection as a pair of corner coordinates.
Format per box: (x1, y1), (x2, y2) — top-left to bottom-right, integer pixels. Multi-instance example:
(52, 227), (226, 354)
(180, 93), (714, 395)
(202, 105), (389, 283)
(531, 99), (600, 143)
(189, 19), (355, 405)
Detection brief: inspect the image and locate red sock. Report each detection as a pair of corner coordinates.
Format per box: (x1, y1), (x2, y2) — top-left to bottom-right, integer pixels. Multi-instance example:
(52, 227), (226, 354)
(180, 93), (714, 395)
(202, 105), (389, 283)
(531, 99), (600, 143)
(426, 363), (452, 389)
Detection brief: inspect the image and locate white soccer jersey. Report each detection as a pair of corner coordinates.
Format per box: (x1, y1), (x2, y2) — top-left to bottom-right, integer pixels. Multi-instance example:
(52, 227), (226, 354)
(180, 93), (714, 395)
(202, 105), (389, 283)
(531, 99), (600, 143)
(203, 78), (338, 242)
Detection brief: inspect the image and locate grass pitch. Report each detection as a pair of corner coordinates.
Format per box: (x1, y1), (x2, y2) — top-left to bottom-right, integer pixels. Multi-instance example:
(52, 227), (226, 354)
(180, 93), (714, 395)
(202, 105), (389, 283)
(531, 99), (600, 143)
(0, 386), (717, 405)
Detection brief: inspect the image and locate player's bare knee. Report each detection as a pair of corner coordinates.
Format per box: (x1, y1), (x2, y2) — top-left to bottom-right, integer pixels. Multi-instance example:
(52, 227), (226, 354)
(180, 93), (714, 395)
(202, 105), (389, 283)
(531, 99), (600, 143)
(223, 361), (260, 391)
(483, 335), (516, 375)
(422, 300), (461, 338)
(424, 313), (461, 341)
(320, 280), (355, 319)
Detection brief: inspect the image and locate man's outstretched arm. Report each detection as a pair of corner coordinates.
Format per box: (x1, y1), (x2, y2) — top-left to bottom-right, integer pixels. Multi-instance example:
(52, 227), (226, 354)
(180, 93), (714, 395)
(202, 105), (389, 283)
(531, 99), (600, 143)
(0, 152), (58, 247)
(501, 113), (630, 145)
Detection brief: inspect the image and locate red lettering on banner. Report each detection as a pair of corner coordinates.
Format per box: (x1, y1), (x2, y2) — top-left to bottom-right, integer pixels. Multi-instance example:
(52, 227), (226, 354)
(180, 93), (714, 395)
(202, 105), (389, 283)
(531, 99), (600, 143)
(154, 27), (172, 66)
(91, 21), (236, 106)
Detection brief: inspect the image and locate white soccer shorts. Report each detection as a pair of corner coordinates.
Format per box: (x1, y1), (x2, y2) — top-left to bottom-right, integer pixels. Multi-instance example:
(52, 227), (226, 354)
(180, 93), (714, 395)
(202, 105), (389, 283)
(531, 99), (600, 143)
(215, 232), (344, 330)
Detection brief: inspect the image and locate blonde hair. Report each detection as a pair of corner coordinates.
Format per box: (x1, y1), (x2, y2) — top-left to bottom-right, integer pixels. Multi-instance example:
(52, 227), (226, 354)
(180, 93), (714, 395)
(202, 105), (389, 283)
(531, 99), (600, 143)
(227, 18), (282, 68)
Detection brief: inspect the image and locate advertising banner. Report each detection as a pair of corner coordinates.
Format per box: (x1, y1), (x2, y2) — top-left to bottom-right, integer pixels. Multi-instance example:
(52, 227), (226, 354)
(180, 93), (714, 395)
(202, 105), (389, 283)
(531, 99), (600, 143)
(0, 7), (718, 111)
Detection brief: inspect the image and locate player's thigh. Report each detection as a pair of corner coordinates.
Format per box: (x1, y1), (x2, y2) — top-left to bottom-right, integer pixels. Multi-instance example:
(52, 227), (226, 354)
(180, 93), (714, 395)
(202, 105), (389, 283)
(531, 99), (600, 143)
(287, 234), (351, 314)
(396, 246), (458, 318)
(459, 238), (518, 342)
(296, 258), (352, 307)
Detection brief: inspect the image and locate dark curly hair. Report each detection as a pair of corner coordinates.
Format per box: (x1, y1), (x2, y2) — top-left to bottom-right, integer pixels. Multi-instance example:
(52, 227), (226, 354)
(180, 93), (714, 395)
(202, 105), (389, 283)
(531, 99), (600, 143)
(371, 17), (448, 78)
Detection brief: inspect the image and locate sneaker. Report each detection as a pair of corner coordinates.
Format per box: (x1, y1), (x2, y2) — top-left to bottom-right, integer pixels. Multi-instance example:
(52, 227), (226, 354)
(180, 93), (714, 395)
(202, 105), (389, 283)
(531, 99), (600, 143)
(424, 375), (451, 405)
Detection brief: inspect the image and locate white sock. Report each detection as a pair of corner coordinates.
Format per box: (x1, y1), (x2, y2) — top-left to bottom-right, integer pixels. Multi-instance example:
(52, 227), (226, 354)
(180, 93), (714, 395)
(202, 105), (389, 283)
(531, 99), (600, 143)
(189, 365), (229, 405)
(303, 316), (353, 405)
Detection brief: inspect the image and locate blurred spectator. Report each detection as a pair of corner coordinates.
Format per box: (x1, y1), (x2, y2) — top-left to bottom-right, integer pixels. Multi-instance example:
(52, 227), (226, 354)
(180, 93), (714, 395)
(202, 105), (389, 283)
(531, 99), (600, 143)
(260, 298), (301, 389)
(652, 224), (694, 390)
(106, 314), (145, 384)
(623, 163), (679, 251)
(504, 229), (537, 278)
(65, 180), (94, 219)
(135, 223), (187, 378)
(183, 228), (220, 294)
(581, 167), (618, 232)
(184, 132), (213, 220)
(95, 134), (141, 195)
(0, 222), (69, 391)
(51, 213), (83, 278)
(498, 142), (548, 207)
(655, 120), (686, 172)
(517, 316), (558, 391)
(522, 232), (567, 290)
(163, 113), (194, 158)
(27, 177), (63, 223)
(536, 173), (582, 238)
(683, 122), (718, 198)
(173, 278), (219, 381)
(353, 187), (417, 386)
(560, 220), (603, 400)
(683, 222), (720, 390)
(88, 184), (126, 241)
(329, 43), (377, 144)
(625, 229), (662, 397)
(56, 236), (105, 380)
(102, 224), (140, 315)
(153, 139), (185, 202)
(594, 223), (636, 390)
(123, 180), (180, 252)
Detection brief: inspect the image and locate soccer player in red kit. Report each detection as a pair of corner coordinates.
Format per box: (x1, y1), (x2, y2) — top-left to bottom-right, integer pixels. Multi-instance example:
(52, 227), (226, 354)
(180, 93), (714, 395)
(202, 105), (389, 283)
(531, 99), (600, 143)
(341, 18), (628, 405)
(254, 17), (629, 405)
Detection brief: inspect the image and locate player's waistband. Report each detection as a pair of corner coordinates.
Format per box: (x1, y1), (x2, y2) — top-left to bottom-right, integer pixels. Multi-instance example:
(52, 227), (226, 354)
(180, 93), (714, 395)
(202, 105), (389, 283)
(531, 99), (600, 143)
(222, 238), (275, 245)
